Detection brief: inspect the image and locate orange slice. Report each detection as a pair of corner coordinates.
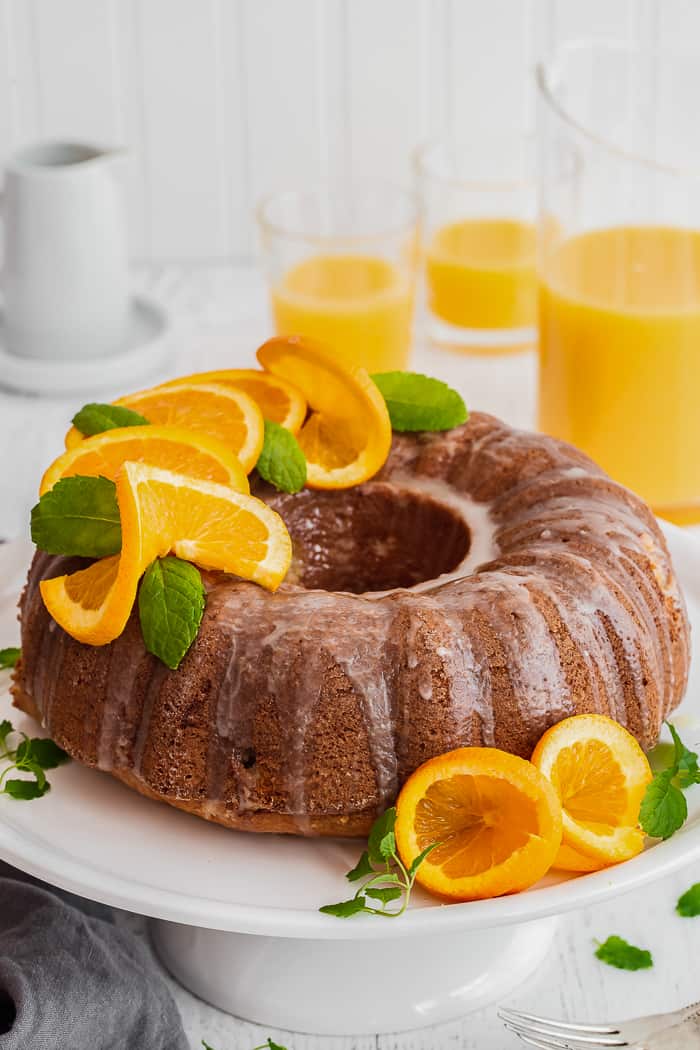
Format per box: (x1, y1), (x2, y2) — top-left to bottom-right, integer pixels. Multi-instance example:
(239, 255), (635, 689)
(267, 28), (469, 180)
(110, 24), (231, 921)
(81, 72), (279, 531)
(552, 843), (603, 873)
(531, 714), (652, 866)
(256, 336), (391, 489)
(65, 383), (264, 473)
(394, 747), (562, 901)
(40, 462), (292, 646)
(40, 425), (249, 496)
(158, 369), (307, 433)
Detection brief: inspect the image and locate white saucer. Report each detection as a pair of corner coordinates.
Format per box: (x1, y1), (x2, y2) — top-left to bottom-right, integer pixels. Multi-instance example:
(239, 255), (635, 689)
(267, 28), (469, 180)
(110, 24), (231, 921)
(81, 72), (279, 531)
(1, 524), (699, 1033)
(0, 295), (170, 396)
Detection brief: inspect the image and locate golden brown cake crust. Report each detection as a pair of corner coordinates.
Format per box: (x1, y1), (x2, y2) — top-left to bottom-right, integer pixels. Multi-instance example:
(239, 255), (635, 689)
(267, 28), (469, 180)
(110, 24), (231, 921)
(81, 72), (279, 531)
(13, 413), (691, 836)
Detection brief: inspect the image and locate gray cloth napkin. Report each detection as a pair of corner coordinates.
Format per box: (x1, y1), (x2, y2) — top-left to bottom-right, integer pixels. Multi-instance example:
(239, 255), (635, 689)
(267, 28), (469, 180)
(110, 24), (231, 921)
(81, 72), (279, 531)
(0, 862), (189, 1050)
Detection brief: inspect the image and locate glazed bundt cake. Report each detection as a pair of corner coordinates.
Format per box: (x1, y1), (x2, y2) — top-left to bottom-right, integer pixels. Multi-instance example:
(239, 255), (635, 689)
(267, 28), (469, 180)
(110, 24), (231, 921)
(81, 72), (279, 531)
(12, 412), (691, 836)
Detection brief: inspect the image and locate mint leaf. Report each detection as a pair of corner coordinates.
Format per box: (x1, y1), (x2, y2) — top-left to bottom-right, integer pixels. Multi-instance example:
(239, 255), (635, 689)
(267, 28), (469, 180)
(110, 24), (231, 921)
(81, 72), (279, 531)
(371, 372), (467, 432)
(3, 777), (49, 800)
(256, 420), (307, 493)
(408, 842), (441, 877)
(138, 556), (206, 670)
(668, 723), (699, 788)
(72, 402), (150, 437)
(365, 885), (403, 904)
(0, 721), (13, 751)
(319, 896), (367, 918)
(677, 882), (700, 917)
(594, 936), (652, 971)
(639, 769), (687, 839)
(16, 737), (70, 771)
(367, 807), (397, 864)
(31, 475), (121, 557)
(346, 850), (374, 882)
(0, 647), (20, 669)
(201, 1043), (215, 1050)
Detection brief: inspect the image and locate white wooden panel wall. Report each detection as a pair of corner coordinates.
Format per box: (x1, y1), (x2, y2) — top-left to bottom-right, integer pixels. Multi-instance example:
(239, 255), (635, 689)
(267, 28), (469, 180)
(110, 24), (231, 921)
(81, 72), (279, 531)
(0, 0), (699, 262)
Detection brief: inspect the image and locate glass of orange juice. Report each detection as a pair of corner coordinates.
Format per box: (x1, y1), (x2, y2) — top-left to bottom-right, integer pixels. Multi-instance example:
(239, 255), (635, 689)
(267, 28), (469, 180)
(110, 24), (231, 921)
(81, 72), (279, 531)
(415, 137), (536, 355)
(257, 181), (419, 373)
(538, 41), (700, 524)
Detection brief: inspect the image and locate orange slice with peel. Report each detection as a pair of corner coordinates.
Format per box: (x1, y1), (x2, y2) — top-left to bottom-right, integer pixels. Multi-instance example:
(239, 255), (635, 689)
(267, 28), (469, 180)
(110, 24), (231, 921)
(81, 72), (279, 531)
(158, 368), (307, 433)
(531, 714), (652, 866)
(40, 425), (249, 496)
(552, 843), (603, 873)
(40, 462), (292, 646)
(256, 336), (391, 489)
(65, 383), (264, 473)
(394, 747), (562, 901)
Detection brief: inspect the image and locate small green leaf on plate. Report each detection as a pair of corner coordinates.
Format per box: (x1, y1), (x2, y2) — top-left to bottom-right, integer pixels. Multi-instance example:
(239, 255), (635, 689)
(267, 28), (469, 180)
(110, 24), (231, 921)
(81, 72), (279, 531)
(367, 806), (397, 864)
(639, 768), (688, 840)
(346, 849), (374, 882)
(319, 896), (368, 918)
(677, 882), (700, 917)
(0, 647), (21, 669)
(594, 936), (653, 971)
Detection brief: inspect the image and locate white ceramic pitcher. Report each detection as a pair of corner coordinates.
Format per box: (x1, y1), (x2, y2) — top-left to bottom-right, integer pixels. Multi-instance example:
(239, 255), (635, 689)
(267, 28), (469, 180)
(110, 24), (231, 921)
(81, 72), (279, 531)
(2, 141), (129, 361)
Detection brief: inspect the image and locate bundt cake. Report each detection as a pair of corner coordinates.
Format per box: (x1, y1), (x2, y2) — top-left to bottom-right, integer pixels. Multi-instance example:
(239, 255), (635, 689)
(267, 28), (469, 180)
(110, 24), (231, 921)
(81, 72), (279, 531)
(12, 412), (691, 836)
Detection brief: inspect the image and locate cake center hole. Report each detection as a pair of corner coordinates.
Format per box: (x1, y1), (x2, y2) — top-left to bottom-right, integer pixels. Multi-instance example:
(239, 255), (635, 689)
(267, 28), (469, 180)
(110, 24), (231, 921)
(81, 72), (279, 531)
(280, 485), (471, 593)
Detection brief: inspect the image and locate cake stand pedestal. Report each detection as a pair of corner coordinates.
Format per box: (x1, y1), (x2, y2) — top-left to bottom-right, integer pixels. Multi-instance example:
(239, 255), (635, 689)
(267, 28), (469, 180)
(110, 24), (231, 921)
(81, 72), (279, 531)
(151, 915), (558, 1035)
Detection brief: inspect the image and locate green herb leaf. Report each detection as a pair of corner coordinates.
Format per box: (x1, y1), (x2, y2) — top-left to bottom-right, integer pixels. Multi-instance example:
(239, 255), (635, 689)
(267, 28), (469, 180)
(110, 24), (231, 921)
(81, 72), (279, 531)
(250, 1040), (289, 1050)
(371, 372), (468, 432)
(365, 885), (403, 905)
(201, 1043), (215, 1050)
(31, 475), (121, 557)
(677, 882), (700, 917)
(0, 720), (13, 752)
(72, 402), (150, 437)
(16, 737), (70, 771)
(138, 556), (206, 670)
(319, 896), (368, 918)
(668, 722), (700, 788)
(594, 936), (653, 971)
(256, 420), (307, 494)
(408, 842), (441, 877)
(367, 807), (397, 864)
(3, 777), (50, 800)
(0, 647), (20, 669)
(346, 849), (374, 882)
(639, 769), (687, 840)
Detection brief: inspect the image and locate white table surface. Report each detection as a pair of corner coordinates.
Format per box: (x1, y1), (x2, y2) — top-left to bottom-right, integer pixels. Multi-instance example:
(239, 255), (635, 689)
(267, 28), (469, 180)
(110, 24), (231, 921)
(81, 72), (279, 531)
(2, 264), (699, 1050)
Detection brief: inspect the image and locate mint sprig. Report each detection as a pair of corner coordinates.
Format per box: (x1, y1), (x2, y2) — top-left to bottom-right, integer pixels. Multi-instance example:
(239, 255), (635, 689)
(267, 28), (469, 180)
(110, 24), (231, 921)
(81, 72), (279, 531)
(138, 556), (206, 670)
(640, 722), (700, 840)
(0, 647), (21, 669)
(202, 1040), (288, 1050)
(677, 882), (700, 917)
(594, 935), (653, 971)
(320, 807), (439, 919)
(72, 402), (150, 437)
(256, 420), (307, 493)
(371, 372), (467, 432)
(31, 475), (121, 558)
(0, 720), (70, 801)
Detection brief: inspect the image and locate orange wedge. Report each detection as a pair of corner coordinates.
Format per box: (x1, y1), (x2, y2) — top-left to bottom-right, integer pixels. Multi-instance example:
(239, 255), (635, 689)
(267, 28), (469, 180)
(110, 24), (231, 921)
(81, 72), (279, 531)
(40, 425), (249, 496)
(158, 369), (307, 433)
(552, 843), (602, 873)
(257, 336), (391, 489)
(65, 383), (264, 473)
(532, 714), (652, 867)
(394, 747), (562, 901)
(40, 462), (292, 646)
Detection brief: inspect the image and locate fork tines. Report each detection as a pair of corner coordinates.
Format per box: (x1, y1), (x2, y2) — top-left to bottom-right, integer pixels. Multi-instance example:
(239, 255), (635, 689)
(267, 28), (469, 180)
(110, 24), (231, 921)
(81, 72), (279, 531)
(498, 1008), (629, 1049)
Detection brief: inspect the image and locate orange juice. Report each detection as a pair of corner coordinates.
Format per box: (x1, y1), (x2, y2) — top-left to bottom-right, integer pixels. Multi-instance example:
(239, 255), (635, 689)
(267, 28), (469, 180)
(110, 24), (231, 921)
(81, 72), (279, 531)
(271, 254), (414, 373)
(539, 225), (700, 523)
(426, 218), (537, 350)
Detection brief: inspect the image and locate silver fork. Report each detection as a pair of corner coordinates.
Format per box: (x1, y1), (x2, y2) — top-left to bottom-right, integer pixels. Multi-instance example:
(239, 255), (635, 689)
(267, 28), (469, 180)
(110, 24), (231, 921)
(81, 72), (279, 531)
(499, 1003), (700, 1049)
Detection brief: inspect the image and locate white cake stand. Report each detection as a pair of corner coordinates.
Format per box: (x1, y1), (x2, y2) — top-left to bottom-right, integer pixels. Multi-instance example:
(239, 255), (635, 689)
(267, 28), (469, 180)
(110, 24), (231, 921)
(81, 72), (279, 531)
(1, 529), (699, 1035)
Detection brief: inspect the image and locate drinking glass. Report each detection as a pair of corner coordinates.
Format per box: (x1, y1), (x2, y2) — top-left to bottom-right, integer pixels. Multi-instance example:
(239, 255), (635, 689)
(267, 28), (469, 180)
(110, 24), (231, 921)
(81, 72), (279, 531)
(415, 137), (536, 355)
(257, 181), (419, 374)
(538, 40), (700, 525)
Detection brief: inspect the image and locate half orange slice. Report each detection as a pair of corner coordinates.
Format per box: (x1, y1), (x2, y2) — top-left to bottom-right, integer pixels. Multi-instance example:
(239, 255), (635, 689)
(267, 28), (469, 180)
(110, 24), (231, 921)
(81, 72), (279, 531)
(159, 368), (307, 433)
(395, 747), (563, 901)
(40, 462), (292, 646)
(257, 336), (392, 489)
